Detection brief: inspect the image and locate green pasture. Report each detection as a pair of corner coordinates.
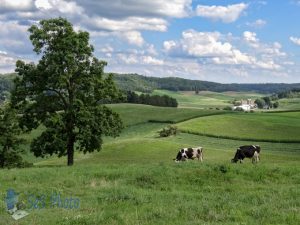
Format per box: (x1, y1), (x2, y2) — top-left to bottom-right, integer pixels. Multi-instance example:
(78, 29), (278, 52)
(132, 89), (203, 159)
(277, 97), (300, 110)
(1, 126), (300, 225)
(152, 90), (264, 109)
(1, 103), (300, 225)
(108, 103), (226, 126)
(177, 111), (300, 142)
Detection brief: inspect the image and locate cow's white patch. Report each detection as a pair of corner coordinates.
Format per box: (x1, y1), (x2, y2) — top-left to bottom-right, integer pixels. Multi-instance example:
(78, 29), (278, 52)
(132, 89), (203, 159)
(252, 151), (259, 163)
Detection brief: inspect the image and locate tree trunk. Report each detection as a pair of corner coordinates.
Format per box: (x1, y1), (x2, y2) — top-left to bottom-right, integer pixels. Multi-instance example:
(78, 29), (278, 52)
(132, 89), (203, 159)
(67, 135), (75, 166)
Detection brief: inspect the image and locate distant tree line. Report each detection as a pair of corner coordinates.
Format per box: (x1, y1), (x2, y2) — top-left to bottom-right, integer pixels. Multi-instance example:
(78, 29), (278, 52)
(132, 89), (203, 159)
(112, 73), (300, 93)
(2, 73), (300, 100)
(272, 88), (300, 99)
(126, 91), (178, 107)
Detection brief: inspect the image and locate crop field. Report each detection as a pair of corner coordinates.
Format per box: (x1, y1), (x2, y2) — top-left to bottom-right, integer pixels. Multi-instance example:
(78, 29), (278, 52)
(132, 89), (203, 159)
(1, 103), (300, 225)
(152, 90), (265, 109)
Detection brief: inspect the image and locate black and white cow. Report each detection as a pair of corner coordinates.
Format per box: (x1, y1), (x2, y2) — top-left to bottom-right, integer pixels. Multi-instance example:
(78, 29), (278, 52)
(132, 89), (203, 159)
(231, 145), (261, 163)
(175, 147), (203, 162)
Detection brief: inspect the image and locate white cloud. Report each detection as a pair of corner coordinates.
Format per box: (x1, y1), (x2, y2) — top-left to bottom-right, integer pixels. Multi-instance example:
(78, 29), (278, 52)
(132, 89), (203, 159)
(0, 51), (18, 73)
(117, 52), (164, 66)
(164, 29), (285, 71)
(196, 3), (248, 23)
(121, 31), (144, 47)
(246, 19), (267, 29)
(164, 30), (244, 59)
(141, 56), (164, 65)
(146, 44), (158, 56)
(290, 36), (300, 46)
(83, 16), (168, 32)
(0, 0), (35, 12)
(35, 0), (52, 9)
(74, 0), (192, 19)
(243, 31), (260, 48)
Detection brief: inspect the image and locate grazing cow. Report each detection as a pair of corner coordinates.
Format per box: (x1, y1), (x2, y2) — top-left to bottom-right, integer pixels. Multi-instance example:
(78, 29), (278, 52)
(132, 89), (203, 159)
(175, 147), (203, 162)
(231, 145), (261, 163)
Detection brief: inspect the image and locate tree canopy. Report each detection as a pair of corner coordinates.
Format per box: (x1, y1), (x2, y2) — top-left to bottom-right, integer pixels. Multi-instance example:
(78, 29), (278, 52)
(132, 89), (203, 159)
(11, 17), (123, 166)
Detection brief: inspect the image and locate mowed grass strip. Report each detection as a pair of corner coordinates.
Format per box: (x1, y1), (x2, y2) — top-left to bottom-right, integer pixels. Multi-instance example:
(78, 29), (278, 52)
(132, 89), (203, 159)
(108, 103), (225, 126)
(177, 112), (300, 142)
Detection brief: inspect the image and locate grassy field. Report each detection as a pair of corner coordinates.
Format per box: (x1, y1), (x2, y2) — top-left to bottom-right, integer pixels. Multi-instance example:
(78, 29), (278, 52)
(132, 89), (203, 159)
(0, 103), (299, 225)
(152, 90), (265, 109)
(277, 97), (300, 110)
(177, 111), (300, 142)
(108, 103), (226, 126)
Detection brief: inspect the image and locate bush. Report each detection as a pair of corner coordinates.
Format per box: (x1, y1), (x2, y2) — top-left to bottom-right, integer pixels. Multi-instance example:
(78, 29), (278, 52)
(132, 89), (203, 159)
(158, 125), (179, 137)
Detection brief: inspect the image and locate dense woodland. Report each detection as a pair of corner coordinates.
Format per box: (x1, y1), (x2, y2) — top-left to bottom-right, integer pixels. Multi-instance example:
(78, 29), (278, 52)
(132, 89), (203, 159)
(125, 91), (178, 107)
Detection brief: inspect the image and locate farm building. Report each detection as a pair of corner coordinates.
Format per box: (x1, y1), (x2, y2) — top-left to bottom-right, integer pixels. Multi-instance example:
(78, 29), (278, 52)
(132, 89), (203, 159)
(232, 99), (257, 111)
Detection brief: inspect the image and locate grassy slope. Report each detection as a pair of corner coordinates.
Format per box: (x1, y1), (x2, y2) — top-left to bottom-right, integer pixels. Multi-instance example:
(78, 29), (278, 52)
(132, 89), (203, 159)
(177, 112), (300, 142)
(0, 104), (300, 225)
(152, 90), (265, 109)
(108, 103), (226, 126)
(1, 124), (299, 225)
(277, 97), (300, 110)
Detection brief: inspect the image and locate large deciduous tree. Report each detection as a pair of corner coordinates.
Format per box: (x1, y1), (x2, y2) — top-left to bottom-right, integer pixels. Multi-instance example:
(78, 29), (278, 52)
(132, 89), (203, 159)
(11, 18), (123, 166)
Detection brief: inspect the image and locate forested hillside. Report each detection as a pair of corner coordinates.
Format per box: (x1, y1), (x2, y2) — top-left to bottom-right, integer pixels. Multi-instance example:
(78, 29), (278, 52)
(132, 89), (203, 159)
(113, 73), (300, 93)
(1, 73), (300, 100)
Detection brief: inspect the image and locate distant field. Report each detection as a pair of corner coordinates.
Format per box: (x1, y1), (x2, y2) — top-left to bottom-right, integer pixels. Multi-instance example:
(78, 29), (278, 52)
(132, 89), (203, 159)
(277, 97), (300, 110)
(108, 103), (226, 126)
(152, 90), (265, 109)
(177, 111), (300, 142)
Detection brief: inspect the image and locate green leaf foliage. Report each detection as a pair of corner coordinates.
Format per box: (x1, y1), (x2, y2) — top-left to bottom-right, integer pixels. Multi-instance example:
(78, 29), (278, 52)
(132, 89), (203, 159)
(11, 17), (123, 166)
(0, 104), (30, 168)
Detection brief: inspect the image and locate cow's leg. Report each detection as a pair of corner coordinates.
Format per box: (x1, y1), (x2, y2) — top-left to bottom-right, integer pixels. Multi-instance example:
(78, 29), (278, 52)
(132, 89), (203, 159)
(252, 151), (259, 163)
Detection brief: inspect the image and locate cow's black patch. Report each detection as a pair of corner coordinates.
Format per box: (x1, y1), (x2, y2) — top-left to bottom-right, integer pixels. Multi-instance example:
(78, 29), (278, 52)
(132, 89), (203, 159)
(231, 145), (261, 163)
(186, 148), (194, 159)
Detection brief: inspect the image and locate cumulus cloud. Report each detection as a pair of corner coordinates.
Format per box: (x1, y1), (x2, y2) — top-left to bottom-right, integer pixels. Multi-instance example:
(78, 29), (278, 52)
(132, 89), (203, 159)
(117, 53), (163, 65)
(246, 19), (267, 29)
(243, 31), (259, 48)
(120, 31), (144, 47)
(164, 30), (249, 62)
(196, 3), (248, 23)
(164, 29), (285, 71)
(290, 36), (300, 46)
(244, 31), (286, 58)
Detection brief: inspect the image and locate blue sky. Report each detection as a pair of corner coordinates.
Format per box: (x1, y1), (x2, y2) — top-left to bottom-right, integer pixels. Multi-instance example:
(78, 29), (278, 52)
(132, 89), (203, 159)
(0, 0), (300, 83)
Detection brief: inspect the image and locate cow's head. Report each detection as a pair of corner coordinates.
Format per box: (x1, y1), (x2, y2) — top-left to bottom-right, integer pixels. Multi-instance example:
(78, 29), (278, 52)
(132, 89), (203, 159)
(174, 149), (187, 162)
(231, 149), (241, 163)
